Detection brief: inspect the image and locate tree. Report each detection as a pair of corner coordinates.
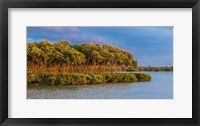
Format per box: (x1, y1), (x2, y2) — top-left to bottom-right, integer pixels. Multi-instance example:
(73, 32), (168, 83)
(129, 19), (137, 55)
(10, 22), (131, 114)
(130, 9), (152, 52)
(27, 43), (48, 64)
(27, 40), (138, 73)
(132, 60), (138, 67)
(71, 44), (83, 52)
(36, 40), (67, 65)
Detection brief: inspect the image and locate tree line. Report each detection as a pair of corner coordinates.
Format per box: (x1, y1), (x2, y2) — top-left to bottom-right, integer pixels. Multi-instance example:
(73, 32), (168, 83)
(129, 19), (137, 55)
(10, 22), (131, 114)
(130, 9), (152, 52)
(125, 66), (173, 72)
(27, 40), (137, 73)
(27, 40), (172, 74)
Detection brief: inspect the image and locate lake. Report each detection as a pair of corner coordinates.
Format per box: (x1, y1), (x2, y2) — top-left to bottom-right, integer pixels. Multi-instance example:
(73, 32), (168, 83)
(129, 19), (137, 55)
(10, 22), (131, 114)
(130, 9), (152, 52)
(27, 72), (173, 99)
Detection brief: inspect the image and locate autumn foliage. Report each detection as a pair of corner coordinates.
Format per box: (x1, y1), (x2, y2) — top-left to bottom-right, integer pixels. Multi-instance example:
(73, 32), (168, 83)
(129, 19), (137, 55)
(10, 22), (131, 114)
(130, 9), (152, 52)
(27, 40), (137, 73)
(27, 40), (151, 85)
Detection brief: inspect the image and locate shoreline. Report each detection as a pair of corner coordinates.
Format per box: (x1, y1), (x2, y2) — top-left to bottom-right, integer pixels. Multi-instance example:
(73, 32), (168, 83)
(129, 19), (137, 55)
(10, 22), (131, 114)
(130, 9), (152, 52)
(28, 72), (152, 86)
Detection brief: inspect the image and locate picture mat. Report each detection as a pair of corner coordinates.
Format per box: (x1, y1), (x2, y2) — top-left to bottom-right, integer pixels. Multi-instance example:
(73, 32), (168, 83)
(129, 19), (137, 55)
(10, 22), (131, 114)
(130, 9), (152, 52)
(8, 8), (192, 118)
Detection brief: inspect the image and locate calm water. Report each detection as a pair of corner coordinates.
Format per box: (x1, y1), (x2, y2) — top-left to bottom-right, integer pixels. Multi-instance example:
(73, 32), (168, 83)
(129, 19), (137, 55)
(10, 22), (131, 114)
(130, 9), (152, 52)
(27, 72), (173, 99)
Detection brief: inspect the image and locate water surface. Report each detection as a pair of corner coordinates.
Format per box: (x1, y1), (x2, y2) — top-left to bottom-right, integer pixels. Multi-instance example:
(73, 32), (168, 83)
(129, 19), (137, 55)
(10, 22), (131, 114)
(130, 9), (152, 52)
(27, 72), (173, 99)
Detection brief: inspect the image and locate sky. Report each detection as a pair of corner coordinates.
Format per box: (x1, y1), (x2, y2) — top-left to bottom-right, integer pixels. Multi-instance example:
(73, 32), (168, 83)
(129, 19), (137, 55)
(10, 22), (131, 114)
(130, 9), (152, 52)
(27, 26), (173, 66)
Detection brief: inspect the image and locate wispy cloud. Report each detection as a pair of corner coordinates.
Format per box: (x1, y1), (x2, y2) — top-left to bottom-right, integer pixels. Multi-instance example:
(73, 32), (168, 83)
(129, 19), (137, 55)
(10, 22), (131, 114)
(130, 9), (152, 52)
(27, 37), (45, 42)
(90, 36), (107, 44)
(67, 33), (87, 41)
(27, 26), (173, 66)
(67, 33), (107, 44)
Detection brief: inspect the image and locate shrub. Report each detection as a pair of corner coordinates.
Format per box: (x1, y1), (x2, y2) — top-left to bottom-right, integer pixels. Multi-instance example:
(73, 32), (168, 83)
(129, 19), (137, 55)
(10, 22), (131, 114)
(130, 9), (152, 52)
(102, 73), (112, 82)
(37, 74), (56, 85)
(27, 72), (151, 85)
(64, 74), (74, 85)
(88, 74), (105, 84)
(116, 74), (124, 82)
(85, 74), (93, 84)
(109, 74), (119, 83)
(27, 73), (38, 84)
(54, 74), (66, 85)
(73, 73), (87, 85)
(134, 73), (151, 81)
(94, 74), (106, 84)
(121, 74), (137, 82)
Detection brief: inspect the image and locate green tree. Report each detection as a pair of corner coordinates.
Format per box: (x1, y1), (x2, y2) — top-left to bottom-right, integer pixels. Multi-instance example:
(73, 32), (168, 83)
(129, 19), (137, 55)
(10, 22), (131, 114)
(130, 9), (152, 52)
(132, 60), (138, 67)
(27, 43), (48, 64)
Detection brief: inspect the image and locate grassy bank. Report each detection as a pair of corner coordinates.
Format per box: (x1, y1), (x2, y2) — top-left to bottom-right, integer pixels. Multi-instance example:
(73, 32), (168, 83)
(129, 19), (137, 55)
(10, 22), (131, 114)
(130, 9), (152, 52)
(28, 73), (151, 86)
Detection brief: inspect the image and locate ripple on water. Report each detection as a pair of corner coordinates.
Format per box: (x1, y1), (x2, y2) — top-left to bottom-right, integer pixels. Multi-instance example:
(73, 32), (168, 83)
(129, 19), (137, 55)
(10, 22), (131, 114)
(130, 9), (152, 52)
(27, 72), (173, 99)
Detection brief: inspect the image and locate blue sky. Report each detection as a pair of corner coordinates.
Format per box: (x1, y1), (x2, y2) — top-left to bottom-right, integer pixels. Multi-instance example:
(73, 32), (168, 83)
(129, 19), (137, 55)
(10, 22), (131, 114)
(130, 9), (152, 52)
(27, 26), (173, 66)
